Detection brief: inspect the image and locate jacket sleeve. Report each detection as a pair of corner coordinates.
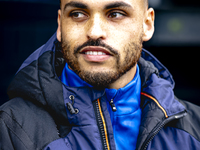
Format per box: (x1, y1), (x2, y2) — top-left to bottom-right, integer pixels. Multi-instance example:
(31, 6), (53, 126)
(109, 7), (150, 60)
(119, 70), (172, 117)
(0, 111), (35, 150)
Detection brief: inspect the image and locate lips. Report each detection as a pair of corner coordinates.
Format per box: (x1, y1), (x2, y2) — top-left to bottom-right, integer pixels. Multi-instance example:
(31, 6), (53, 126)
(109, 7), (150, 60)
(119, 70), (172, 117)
(80, 46), (112, 55)
(79, 46), (112, 62)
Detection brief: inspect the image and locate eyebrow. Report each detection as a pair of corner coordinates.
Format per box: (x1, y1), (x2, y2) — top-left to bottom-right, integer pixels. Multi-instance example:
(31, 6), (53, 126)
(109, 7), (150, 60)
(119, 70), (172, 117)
(104, 1), (133, 10)
(63, 1), (133, 11)
(64, 1), (88, 10)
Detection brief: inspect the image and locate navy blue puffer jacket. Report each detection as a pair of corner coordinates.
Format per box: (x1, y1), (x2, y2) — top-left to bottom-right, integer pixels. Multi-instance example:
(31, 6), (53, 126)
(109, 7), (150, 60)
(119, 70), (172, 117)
(0, 33), (200, 150)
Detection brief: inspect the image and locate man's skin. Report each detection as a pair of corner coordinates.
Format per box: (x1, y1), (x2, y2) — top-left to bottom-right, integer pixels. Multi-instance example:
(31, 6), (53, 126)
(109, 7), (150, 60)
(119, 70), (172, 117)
(57, 0), (155, 89)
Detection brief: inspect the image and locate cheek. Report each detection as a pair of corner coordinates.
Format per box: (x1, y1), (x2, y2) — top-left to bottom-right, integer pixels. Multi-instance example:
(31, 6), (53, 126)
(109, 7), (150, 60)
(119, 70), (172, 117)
(107, 29), (137, 61)
(61, 23), (86, 46)
(108, 22), (141, 48)
(109, 28), (143, 63)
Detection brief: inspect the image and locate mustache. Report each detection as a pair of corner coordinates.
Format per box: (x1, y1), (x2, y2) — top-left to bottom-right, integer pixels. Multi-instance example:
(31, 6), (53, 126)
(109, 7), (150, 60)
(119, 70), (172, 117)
(74, 39), (119, 55)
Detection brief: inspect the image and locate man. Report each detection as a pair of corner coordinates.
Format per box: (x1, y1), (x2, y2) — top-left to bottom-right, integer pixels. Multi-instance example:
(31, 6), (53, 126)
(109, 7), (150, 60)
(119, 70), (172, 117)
(0, 0), (200, 149)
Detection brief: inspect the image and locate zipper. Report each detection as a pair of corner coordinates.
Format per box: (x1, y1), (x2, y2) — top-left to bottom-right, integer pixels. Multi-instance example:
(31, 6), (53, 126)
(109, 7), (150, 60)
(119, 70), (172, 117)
(95, 99), (110, 150)
(140, 111), (187, 150)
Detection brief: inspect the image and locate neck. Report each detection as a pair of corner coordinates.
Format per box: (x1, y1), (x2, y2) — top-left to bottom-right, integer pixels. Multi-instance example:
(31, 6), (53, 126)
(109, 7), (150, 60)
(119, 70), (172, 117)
(108, 64), (137, 90)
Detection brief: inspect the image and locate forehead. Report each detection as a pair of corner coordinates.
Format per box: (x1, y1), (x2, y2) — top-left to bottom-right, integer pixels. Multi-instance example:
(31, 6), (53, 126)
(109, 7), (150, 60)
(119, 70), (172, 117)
(60, 0), (144, 10)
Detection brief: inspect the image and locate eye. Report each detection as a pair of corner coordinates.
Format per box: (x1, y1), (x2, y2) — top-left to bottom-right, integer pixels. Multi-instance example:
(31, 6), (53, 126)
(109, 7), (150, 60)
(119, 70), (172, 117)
(108, 11), (126, 19)
(69, 11), (88, 21)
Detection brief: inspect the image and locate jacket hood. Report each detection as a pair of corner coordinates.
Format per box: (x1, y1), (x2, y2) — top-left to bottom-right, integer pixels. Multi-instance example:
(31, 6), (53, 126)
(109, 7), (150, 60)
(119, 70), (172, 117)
(138, 50), (185, 117)
(7, 32), (185, 124)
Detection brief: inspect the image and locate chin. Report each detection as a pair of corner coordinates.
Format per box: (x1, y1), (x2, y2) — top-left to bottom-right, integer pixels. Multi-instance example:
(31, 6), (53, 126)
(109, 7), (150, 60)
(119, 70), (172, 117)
(81, 65), (114, 72)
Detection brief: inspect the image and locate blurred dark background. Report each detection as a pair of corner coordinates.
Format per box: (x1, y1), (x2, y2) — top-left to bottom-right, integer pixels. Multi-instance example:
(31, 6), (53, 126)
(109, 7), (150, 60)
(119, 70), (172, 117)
(0, 0), (200, 106)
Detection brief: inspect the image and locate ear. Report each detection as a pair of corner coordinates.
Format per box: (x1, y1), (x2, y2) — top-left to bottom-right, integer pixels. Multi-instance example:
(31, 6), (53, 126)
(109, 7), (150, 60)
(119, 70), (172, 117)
(143, 8), (155, 41)
(57, 9), (61, 42)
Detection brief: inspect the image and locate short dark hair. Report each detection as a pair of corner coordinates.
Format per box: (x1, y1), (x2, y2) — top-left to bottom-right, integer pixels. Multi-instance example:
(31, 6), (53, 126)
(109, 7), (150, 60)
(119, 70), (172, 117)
(59, 0), (148, 9)
(59, 0), (148, 6)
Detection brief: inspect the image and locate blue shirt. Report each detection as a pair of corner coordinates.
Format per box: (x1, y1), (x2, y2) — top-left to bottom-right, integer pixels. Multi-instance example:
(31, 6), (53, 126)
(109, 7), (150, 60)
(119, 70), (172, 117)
(61, 64), (141, 150)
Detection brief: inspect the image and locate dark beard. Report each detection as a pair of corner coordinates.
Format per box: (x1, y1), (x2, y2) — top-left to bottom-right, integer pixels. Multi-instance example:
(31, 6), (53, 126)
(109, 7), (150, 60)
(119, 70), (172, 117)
(61, 37), (142, 89)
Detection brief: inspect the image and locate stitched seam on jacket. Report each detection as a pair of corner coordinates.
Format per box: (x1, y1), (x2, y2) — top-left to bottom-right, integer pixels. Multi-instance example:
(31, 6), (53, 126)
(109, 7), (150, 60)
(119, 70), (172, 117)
(0, 111), (38, 150)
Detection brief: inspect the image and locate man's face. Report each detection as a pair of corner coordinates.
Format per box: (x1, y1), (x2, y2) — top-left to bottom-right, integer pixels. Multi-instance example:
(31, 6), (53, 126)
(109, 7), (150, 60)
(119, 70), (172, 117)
(57, 0), (154, 88)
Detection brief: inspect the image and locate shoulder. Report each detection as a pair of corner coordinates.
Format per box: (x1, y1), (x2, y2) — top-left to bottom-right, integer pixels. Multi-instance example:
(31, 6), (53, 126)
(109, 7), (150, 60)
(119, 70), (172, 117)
(171, 99), (200, 141)
(0, 97), (57, 135)
(0, 97), (30, 121)
(0, 97), (58, 132)
(0, 97), (59, 150)
(148, 125), (200, 150)
(147, 99), (200, 150)
(1, 97), (47, 122)
(147, 100), (200, 150)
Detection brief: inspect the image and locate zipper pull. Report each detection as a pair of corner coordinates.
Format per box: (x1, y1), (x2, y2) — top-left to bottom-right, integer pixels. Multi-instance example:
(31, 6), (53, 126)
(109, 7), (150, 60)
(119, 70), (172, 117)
(67, 102), (76, 114)
(109, 99), (117, 112)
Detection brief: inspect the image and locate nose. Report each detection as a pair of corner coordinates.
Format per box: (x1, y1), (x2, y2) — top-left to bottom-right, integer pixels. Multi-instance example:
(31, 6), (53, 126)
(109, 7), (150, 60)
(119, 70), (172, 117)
(86, 14), (107, 40)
